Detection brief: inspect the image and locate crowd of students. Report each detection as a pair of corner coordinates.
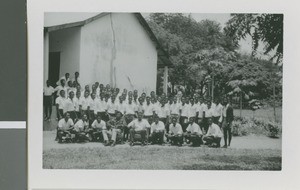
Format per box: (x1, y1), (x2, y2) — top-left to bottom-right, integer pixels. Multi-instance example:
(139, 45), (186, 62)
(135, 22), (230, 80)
(44, 72), (234, 148)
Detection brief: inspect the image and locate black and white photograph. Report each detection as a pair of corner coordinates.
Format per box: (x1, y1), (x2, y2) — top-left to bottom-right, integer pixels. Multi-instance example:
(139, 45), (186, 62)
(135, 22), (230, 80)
(42, 12), (282, 170)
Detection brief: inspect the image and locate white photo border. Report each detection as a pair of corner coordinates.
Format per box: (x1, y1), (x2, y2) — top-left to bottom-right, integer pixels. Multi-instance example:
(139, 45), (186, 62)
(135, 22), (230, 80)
(28, 0), (300, 189)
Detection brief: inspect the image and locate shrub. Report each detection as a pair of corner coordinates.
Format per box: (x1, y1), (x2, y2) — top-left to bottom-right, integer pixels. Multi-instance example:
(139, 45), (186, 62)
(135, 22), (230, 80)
(231, 116), (281, 137)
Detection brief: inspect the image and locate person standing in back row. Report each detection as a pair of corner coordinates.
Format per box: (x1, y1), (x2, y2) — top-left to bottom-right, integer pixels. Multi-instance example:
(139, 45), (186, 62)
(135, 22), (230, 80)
(43, 80), (54, 121)
(221, 98), (234, 148)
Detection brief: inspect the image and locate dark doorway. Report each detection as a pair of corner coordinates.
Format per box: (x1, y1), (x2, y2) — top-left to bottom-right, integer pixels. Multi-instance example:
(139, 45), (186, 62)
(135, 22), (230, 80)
(48, 52), (60, 87)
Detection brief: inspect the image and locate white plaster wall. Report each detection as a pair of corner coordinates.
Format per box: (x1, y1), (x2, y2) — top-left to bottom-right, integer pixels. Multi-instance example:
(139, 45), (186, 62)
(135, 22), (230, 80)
(49, 27), (81, 79)
(79, 13), (157, 94)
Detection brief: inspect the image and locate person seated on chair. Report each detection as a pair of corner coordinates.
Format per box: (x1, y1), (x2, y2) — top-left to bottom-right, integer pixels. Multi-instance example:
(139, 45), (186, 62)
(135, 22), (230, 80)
(127, 112), (150, 146)
(203, 118), (223, 148)
(107, 111), (127, 146)
(73, 114), (90, 142)
(165, 117), (183, 146)
(184, 117), (203, 147)
(91, 114), (109, 146)
(57, 112), (75, 143)
(149, 114), (165, 145)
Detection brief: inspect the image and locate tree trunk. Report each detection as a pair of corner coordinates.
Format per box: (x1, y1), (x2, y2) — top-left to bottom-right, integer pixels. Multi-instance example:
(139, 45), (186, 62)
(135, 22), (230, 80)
(273, 82), (277, 122)
(240, 92), (242, 117)
(212, 75), (214, 101)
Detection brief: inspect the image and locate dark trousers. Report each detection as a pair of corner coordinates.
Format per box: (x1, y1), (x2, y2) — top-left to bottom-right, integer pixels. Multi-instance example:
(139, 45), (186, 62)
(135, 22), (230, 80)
(57, 109), (64, 120)
(166, 134), (183, 145)
(203, 135), (221, 147)
(69, 111), (78, 121)
(88, 110), (95, 125)
(184, 134), (203, 146)
(160, 117), (168, 133)
(130, 129), (146, 144)
(203, 117), (211, 132)
(44, 96), (52, 118)
(213, 116), (220, 124)
(124, 114), (135, 140)
(179, 116), (188, 132)
(223, 119), (232, 146)
(57, 129), (76, 143)
(150, 131), (164, 144)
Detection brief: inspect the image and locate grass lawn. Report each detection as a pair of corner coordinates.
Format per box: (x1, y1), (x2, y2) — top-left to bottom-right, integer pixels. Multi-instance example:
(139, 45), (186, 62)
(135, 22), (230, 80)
(43, 146), (281, 170)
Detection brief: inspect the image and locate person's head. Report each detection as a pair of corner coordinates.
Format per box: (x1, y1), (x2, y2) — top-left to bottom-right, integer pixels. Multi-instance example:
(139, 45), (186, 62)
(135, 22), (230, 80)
(46, 80), (50, 86)
(128, 97), (133, 104)
(96, 114), (102, 122)
(195, 97), (199, 104)
(171, 117), (177, 125)
(82, 114), (87, 121)
(142, 92), (146, 98)
(84, 91), (90, 98)
(189, 117), (195, 124)
(65, 73), (70, 79)
(146, 96), (151, 104)
(151, 98), (155, 104)
(161, 99), (166, 106)
(75, 72), (79, 78)
(169, 98), (173, 104)
(85, 85), (89, 91)
(92, 84), (96, 91)
(215, 98), (220, 105)
(119, 96), (123, 103)
(60, 90), (65, 98)
(60, 79), (66, 86)
(150, 91), (155, 97)
(95, 82), (99, 88)
(190, 98), (194, 105)
(138, 97), (143, 104)
(73, 81), (77, 88)
(106, 84), (110, 89)
(68, 81), (73, 88)
(173, 98), (177, 104)
(100, 92), (104, 99)
(128, 91), (133, 96)
(116, 111), (122, 120)
(154, 114), (159, 124)
(207, 101), (212, 108)
(69, 91), (74, 99)
(181, 97), (186, 104)
(91, 93), (96, 99)
(208, 118), (213, 125)
(137, 112), (143, 120)
(64, 112), (70, 121)
(223, 98), (228, 106)
(116, 88), (120, 94)
(99, 84), (104, 89)
(76, 91), (81, 99)
(111, 96), (116, 103)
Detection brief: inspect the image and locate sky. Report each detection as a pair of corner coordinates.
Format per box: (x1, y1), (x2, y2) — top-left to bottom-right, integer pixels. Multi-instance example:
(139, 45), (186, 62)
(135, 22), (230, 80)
(45, 12), (271, 59)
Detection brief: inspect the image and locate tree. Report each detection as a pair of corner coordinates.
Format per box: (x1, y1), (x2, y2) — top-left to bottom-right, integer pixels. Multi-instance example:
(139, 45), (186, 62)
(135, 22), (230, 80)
(224, 14), (283, 63)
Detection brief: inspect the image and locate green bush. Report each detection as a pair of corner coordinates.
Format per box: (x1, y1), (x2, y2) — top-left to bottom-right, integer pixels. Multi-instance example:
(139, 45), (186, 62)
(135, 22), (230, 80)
(231, 116), (281, 137)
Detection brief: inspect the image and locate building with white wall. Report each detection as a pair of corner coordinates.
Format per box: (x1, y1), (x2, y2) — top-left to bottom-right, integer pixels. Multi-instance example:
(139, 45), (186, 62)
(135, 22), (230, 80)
(44, 13), (172, 94)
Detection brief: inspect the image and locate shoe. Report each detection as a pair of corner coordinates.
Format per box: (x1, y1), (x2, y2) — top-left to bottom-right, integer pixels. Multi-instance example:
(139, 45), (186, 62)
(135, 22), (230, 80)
(222, 145), (227, 148)
(130, 142), (134, 146)
(111, 143), (116, 147)
(104, 141), (110, 146)
(178, 143), (182, 147)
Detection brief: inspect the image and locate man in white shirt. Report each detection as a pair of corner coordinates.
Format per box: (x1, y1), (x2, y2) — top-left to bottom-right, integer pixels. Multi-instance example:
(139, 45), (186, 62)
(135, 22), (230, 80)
(106, 95), (118, 118)
(213, 99), (223, 124)
(184, 117), (203, 147)
(55, 90), (67, 120)
(179, 97), (190, 132)
(74, 114), (89, 142)
(124, 97), (137, 141)
(56, 73), (70, 86)
(116, 96), (126, 115)
(64, 91), (78, 122)
(188, 98), (198, 120)
(127, 112), (150, 146)
(73, 71), (80, 87)
(91, 115), (109, 146)
(203, 118), (223, 148)
(149, 115), (165, 145)
(43, 80), (54, 121)
(143, 97), (155, 120)
(88, 93), (97, 123)
(57, 112), (75, 143)
(166, 117), (183, 146)
(54, 79), (68, 97)
(155, 99), (170, 132)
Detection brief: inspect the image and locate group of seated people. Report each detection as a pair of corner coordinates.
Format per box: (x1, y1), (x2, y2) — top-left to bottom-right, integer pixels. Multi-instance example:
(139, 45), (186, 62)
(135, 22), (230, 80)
(44, 72), (234, 148)
(57, 111), (223, 147)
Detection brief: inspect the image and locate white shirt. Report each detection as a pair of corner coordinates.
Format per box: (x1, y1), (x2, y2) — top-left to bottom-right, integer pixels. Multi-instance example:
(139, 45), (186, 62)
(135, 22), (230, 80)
(170, 103), (180, 115)
(55, 96), (67, 110)
(128, 119), (150, 131)
(116, 102), (127, 114)
(56, 76), (70, 86)
(180, 104), (190, 117)
(156, 105), (170, 118)
(125, 103), (137, 115)
(74, 119), (89, 132)
(188, 104), (198, 118)
(206, 123), (223, 138)
(89, 98), (98, 111)
(79, 97), (90, 110)
(186, 122), (202, 134)
(107, 102), (118, 114)
(150, 121), (165, 133)
(214, 103), (223, 117)
(58, 118), (74, 130)
(55, 85), (68, 97)
(64, 98), (77, 112)
(143, 103), (154, 116)
(169, 123), (183, 135)
(44, 86), (54, 96)
(91, 120), (107, 130)
(197, 103), (204, 118)
(96, 99), (106, 112)
(205, 107), (214, 118)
